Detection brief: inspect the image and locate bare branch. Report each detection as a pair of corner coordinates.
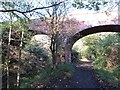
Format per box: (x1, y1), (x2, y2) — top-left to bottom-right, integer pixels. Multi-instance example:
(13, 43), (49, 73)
(0, 2), (63, 14)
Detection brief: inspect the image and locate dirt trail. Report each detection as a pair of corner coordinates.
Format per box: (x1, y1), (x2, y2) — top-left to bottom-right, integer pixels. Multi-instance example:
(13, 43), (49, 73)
(68, 60), (100, 88)
(46, 60), (101, 88)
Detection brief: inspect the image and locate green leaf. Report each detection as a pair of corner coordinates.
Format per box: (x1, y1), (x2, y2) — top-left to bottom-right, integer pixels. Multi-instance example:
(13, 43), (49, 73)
(95, 4), (100, 11)
(103, 1), (108, 5)
(72, 3), (77, 8)
(96, 2), (101, 5)
(88, 7), (92, 10)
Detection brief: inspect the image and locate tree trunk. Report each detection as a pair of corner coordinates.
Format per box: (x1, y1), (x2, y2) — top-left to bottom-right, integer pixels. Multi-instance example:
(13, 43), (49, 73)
(6, 14), (12, 88)
(49, 15), (59, 69)
(50, 34), (57, 69)
(65, 44), (72, 63)
(0, 26), (2, 90)
(16, 29), (24, 88)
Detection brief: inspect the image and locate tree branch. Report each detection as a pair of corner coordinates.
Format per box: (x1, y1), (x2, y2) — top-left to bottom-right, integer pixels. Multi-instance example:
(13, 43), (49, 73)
(0, 2), (63, 14)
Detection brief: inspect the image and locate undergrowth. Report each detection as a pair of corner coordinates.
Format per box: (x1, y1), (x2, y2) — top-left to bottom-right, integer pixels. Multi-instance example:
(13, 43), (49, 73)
(20, 63), (74, 88)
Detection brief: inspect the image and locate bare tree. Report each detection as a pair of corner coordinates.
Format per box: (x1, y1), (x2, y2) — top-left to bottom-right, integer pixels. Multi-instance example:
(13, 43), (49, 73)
(0, 0), (71, 69)
(35, 0), (70, 68)
(0, 1), (63, 19)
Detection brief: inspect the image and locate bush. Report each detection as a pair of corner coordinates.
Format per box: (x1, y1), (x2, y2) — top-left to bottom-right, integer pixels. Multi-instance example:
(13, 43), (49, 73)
(95, 66), (120, 88)
(71, 50), (80, 63)
(25, 44), (51, 61)
(23, 44), (52, 71)
(79, 32), (120, 88)
(93, 56), (107, 69)
(113, 65), (120, 81)
(57, 63), (74, 76)
(20, 67), (52, 88)
(20, 63), (74, 88)
(95, 68), (115, 81)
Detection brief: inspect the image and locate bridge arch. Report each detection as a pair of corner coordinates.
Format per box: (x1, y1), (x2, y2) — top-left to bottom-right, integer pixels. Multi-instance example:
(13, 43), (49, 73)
(71, 25), (120, 45)
(65, 25), (120, 62)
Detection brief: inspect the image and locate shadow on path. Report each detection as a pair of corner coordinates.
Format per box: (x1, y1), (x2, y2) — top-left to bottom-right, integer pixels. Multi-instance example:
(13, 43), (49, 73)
(68, 60), (100, 88)
(46, 60), (101, 88)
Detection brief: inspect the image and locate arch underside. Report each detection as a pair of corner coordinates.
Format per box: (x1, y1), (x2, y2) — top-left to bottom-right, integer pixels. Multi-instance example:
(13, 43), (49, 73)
(28, 24), (120, 63)
(72, 25), (120, 44)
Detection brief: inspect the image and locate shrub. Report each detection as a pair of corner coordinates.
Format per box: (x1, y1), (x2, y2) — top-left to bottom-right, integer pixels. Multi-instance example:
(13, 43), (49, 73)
(113, 65), (120, 81)
(93, 56), (107, 69)
(71, 50), (80, 63)
(95, 68), (115, 81)
(20, 63), (74, 88)
(20, 67), (52, 88)
(25, 44), (51, 61)
(79, 32), (120, 88)
(57, 63), (74, 77)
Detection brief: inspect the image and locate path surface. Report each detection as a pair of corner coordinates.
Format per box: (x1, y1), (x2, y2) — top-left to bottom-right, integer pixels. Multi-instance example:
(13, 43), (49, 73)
(68, 60), (100, 88)
(46, 60), (101, 88)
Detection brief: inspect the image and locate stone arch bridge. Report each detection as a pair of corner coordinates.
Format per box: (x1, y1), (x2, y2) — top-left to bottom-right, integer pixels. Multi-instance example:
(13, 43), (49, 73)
(27, 11), (120, 63)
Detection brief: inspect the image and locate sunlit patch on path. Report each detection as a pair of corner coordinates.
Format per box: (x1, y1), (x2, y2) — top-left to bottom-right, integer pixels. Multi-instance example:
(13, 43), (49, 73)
(76, 58), (93, 68)
(81, 58), (90, 62)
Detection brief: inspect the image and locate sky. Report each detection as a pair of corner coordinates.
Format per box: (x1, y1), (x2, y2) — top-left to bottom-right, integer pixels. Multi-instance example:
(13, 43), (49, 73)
(0, 0), (119, 22)
(68, 8), (118, 26)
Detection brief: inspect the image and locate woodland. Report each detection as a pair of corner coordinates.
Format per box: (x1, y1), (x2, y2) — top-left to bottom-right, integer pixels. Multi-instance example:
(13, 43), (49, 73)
(0, 0), (120, 88)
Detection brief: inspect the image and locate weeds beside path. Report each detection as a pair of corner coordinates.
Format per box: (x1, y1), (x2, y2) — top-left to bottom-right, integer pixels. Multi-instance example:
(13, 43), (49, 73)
(46, 60), (101, 88)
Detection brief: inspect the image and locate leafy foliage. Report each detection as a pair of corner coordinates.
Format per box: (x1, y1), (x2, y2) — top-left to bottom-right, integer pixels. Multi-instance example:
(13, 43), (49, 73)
(72, 0), (117, 11)
(25, 44), (51, 62)
(20, 63), (74, 88)
(1, 19), (32, 88)
(71, 50), (80, 63)
(95, 68), (115, 81)
(79, 32), (120, 87)
(57, 63), (74, 76)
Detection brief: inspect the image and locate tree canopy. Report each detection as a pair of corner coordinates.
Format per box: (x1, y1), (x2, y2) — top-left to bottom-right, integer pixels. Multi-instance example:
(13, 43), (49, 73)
(73, 0), (119, 11)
